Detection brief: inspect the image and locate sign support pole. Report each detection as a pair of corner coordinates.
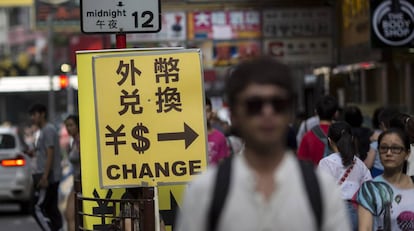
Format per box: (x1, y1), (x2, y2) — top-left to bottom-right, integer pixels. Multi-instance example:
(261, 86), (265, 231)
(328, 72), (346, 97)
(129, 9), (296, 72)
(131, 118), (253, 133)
(116, 33), (127, 49)
(114, 32), (156, 231)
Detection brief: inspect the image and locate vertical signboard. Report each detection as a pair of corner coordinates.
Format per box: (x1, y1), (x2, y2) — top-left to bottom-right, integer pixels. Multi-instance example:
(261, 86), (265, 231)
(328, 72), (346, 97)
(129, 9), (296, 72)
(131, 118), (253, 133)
(92, 49), (207, 188)
(341, 0), (370, 47)
(77, 48), (207, 230)
(371, 0), (414, 47)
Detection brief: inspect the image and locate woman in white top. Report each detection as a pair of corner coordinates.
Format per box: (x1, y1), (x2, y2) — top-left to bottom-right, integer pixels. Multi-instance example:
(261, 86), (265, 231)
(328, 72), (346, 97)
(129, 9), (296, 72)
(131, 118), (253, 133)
(318, 121), (372, 231)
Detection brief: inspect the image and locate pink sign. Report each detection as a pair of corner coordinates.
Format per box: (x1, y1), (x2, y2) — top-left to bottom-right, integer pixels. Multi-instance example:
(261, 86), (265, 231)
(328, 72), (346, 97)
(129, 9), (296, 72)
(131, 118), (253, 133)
(188, 10), (261, 39)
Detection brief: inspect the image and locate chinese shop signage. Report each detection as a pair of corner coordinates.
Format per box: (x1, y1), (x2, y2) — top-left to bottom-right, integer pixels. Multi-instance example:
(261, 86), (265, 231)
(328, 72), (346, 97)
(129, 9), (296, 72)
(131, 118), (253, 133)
(263, 38), (332, 65)
(371, 0), (414, 47)
(262, 8), (332, 38)
(92, 49), (207, 188)
(81, 0), (161, 33)
(127, 12), (187, 42)
(187, 10), (261, 40)
(35, 0), (80, 30)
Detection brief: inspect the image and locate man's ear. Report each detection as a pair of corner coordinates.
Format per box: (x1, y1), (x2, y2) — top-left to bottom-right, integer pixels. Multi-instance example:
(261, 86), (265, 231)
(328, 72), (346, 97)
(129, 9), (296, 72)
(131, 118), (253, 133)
(406, 147), (411, 161)
(230, 113), (241, 132)
(379, 121), (386, 130)
(327, 137), (334, 149)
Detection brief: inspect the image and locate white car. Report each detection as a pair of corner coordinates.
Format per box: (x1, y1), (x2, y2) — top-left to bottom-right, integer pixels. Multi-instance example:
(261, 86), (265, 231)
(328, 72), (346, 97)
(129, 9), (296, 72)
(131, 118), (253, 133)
(0, 126), (33, 213)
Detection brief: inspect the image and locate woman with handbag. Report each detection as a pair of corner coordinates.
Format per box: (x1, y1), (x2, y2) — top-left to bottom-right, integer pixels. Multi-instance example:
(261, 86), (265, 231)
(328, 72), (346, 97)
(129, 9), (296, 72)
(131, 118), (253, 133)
(318, 121), (372, 231)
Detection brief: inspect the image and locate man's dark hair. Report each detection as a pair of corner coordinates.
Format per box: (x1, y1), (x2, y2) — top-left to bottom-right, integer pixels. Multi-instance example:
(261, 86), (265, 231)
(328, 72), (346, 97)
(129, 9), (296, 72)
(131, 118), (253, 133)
(315, 95), (338, 121)
(344, 105), (363, 127)
(65, 114), (80, 129)
(28, 103), (47, 116)
(372, 106), (384, 129)
(206, 97), (212, 108)
(378, 107), (400, 129)
(224, 56), (295, 112)
(389, 112), (411, 131)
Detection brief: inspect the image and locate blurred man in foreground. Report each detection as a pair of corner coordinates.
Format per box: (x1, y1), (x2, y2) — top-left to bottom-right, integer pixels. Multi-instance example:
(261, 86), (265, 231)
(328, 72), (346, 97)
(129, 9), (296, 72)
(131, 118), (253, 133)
(176, 56), (350, 231)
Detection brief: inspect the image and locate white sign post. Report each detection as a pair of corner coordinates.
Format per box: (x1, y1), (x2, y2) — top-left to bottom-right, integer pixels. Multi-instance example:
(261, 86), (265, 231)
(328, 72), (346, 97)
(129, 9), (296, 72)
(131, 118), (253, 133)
(80, 0), (161, 33)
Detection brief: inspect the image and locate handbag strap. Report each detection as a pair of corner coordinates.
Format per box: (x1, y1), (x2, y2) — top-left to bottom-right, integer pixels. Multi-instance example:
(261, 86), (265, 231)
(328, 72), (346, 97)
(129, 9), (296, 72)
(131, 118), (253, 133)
(338, 159), (356, 185)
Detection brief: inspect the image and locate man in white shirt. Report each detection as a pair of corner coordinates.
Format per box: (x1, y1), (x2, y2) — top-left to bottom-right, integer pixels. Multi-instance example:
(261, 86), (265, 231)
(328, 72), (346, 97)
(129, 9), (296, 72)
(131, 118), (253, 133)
(176, 56), (351, 231)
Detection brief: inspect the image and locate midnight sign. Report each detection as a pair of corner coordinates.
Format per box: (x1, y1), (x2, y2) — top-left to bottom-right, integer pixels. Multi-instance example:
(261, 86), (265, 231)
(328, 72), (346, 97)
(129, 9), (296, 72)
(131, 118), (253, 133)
(371, 0), (414, 47)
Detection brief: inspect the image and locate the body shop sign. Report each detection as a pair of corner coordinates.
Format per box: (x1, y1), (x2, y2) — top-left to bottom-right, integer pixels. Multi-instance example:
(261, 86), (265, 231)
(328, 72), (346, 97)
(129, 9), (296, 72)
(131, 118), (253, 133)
(371, 0), (414, 47)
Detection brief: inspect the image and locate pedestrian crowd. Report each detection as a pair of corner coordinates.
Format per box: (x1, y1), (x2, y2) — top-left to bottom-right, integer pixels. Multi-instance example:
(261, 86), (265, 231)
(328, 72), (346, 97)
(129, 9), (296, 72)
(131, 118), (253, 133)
(23, 104), (80, 231)
(177, 56), (414, 231)
(4, 55), (414, 231)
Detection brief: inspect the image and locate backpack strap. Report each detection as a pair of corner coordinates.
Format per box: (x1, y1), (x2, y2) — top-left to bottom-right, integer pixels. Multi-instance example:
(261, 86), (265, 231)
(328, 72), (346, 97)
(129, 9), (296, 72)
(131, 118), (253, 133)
(299, 160), (323, 231)
(311, 125), (332, 157)
(208, 156), (233, 231)
(226, 137), (234, 156)
(208, 157), (323, 231)
(311, 125), (327, 142)
(304, 120), (308, 133)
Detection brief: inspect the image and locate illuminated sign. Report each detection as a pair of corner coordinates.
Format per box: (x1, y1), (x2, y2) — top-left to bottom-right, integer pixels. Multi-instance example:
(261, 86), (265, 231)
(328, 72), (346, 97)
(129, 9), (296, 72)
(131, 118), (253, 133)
(371, 0), (414, 47)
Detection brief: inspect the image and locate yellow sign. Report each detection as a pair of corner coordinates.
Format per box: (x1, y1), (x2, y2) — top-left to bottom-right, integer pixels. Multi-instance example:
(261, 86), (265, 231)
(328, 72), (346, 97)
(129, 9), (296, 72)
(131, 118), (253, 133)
(158, 184), (186, 231)
(92, 49), (208, 188)
(77, 48), (203, 231)
(0, 0), (32, 7)
(78, 49), (137, 231)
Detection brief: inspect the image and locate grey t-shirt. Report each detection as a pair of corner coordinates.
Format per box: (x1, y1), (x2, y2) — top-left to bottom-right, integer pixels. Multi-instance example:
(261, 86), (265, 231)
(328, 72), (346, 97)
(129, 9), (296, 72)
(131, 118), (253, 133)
(34, 123), (62, 183)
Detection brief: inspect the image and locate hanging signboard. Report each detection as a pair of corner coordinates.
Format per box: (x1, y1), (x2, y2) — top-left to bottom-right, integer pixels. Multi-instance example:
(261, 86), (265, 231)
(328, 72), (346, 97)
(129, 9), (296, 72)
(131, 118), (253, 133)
(91, 49), (207, 188)
(263, 38), (332, 65)
(370, 0), (414, 47)
(262, 8), (332, 38)
(77, 48), (207, 230)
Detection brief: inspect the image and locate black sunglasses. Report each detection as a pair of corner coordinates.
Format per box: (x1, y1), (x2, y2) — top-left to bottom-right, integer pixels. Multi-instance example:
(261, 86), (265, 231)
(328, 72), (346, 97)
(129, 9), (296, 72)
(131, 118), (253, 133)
(241, 96), (292, 116)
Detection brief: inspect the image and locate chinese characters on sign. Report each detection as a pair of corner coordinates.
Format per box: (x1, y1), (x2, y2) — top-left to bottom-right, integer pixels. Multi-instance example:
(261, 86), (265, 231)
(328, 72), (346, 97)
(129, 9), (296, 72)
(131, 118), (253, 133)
(262, 8), (332, 38)
(81, 0), (161, 33)
(262, 8), (333, 65)
(127, 12), (187, 42)
(188, 10), (261, 39)
(92, 50), (207, 188)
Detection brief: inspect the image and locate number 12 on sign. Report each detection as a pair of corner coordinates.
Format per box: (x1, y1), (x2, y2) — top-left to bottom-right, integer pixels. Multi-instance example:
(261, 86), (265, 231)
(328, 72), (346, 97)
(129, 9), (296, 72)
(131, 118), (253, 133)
(132, 11), (155, 28)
